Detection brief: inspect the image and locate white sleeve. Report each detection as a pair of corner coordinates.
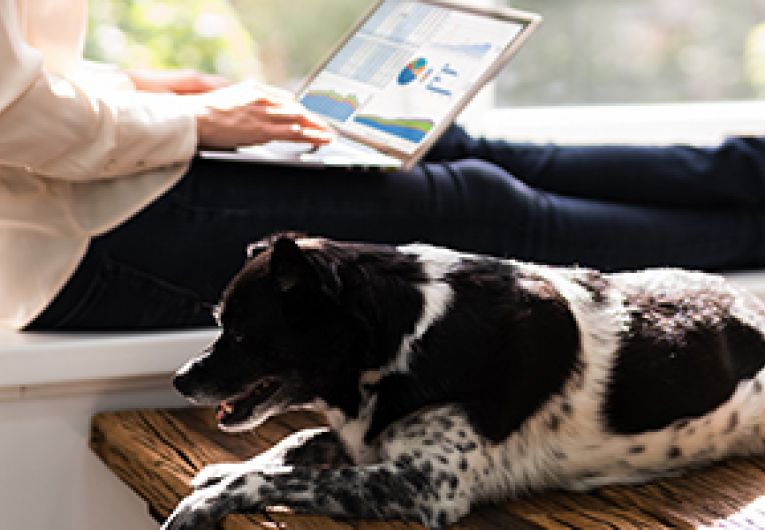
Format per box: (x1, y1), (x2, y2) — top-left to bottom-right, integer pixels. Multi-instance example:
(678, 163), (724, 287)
(0, 0), (197, 181)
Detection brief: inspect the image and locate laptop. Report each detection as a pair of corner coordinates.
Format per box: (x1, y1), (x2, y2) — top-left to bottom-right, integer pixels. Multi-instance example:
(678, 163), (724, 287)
(199, 0), (541, 170)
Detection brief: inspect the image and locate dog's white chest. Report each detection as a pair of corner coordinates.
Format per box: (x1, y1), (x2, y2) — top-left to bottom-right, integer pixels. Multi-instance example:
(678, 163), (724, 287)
(314, 399), (379, 464)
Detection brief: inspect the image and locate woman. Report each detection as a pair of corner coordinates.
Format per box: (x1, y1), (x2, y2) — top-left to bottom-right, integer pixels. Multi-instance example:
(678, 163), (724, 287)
(3, 0), (765, 331)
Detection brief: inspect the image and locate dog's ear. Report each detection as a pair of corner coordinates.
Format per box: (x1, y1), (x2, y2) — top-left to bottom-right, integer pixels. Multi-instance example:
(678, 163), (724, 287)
(247, 231), (308, 260)
(270, 237), (313, 291)
(246, 240), (269, 260)
(270, 236), (344, 299)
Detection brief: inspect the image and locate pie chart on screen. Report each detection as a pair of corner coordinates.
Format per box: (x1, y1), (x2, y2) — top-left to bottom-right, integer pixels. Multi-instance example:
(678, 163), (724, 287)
(398, 58), (428, 85)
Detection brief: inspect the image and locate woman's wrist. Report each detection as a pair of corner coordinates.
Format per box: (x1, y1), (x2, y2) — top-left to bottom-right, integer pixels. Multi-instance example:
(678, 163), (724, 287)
(127, 69), (231, 95)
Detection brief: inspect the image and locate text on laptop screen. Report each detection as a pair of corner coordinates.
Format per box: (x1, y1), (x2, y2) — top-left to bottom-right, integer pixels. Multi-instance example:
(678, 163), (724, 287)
(299, 0), (526, 155)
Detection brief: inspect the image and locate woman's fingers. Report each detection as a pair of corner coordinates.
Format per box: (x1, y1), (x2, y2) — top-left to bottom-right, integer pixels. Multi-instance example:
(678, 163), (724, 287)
(260, 123), (335, 144)
(261, 106), (332, 130)
(245, 101), (335, 144)
(195, 81), (336, 148)
(196, 104), (334, 148)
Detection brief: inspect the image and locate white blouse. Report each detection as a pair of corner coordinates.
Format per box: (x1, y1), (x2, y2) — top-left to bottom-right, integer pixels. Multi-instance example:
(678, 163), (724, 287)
(0, 0), (198, 329)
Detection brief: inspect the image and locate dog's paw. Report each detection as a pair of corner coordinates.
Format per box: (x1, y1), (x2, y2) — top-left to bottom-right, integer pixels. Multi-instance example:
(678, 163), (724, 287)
(162, 480), (251, 530)
(192, 463), (241, 489)
(160, 489), (218, 530)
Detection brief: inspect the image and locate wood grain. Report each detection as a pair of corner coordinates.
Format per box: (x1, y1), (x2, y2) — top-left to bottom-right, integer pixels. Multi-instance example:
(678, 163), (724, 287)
(90, 408), (765, 529)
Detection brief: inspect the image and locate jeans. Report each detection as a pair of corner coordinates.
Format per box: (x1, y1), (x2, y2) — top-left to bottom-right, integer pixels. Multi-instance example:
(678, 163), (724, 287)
(27, 126), (765, 331)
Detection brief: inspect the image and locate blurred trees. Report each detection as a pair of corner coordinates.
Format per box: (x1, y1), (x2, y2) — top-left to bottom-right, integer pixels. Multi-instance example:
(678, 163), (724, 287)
(84, 0), (261, 80)
(503, 0), (765, 105)
(84, 0), (369, 88)
(227, 0), (372, 89)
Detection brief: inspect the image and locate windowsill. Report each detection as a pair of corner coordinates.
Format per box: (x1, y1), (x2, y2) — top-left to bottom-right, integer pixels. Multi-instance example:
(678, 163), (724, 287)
(467, 99), (765, 146)
(0, 328), (218, 388)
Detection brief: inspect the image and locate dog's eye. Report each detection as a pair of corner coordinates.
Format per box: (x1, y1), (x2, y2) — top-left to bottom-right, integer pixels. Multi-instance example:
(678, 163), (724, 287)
(224, 327), (247, 345)
(212, 305), (223, 326)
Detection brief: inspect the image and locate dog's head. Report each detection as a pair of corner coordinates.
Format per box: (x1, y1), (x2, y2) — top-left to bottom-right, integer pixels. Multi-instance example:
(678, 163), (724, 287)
(172, 235), (370, 432)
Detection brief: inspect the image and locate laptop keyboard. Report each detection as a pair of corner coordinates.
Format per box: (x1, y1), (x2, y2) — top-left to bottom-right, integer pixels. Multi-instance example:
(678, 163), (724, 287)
(240, 138), (400, 167)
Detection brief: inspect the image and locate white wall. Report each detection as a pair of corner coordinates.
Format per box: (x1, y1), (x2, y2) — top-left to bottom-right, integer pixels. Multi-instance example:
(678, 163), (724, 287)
(0, 380), (186, 530)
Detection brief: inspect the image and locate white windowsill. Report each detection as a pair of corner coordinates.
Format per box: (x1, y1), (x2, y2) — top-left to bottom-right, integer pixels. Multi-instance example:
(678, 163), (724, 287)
(467, 99), (765, 146)
(0, 328), (218, 389)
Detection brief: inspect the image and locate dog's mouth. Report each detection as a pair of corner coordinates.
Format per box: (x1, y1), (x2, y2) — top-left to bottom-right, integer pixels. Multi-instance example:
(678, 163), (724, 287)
(215, 376), (283, 427)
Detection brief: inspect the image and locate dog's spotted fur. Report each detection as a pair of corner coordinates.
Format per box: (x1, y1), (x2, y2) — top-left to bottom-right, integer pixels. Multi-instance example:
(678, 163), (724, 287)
(163, 235), (765, 529)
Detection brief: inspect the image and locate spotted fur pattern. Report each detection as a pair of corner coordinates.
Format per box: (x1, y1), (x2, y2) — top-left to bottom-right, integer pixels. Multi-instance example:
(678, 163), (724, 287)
(163, 235), (765, 530)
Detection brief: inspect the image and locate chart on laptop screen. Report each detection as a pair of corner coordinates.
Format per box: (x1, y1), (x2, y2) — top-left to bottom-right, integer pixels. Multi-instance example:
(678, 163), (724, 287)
(299, 0), (525, 154)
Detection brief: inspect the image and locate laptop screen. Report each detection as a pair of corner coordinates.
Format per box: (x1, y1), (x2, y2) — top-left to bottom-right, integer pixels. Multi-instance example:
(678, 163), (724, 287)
(298, 0), (528, 155)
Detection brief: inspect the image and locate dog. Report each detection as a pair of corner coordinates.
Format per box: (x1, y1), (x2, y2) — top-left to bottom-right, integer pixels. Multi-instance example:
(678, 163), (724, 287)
(163, 233), (765, 530)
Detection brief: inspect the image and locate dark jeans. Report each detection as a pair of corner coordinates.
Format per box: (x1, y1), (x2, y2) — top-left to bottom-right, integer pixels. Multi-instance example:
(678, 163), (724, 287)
(27, 126), (765, 331)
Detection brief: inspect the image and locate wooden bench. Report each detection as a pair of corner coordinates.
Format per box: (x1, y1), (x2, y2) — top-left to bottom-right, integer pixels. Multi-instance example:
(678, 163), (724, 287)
(91, 407), (765, 529)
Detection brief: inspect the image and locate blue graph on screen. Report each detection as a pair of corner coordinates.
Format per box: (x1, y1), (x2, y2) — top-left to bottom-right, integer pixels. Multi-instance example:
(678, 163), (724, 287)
(433, 42), (493, 58)
(425, 63), (458, 97)
(300, 90), (360, 122)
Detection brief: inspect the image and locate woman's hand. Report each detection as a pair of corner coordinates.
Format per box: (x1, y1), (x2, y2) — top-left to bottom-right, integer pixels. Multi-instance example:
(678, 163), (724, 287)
(127, 69), (231, 94)
(194, 81), (335, 149)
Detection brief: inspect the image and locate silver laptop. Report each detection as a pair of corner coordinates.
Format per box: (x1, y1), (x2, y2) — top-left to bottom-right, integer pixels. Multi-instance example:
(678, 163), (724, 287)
(199, 0), (541, 170)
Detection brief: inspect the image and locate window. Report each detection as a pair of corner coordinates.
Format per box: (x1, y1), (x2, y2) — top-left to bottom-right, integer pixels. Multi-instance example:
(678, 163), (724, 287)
(87, 0), (765, 105)
(499, 0), (765, 106)
(85, 0), (765, 143)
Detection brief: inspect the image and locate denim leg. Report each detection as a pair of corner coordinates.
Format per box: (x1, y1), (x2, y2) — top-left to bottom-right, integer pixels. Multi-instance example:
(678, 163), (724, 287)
(436, 158), (765, 271)
(428, 126), (765, 208)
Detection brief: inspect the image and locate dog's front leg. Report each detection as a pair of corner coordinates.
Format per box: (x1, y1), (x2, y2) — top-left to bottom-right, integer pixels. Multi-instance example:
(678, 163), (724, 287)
(161, 457), (467, 530)
(192, 427), (351, 490)
(164, 406), (490, 530)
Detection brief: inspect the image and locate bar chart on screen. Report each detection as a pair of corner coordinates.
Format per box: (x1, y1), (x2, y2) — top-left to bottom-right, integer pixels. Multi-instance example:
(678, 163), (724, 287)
(300, 89), (361, 122)
(353, 114), (434, 142)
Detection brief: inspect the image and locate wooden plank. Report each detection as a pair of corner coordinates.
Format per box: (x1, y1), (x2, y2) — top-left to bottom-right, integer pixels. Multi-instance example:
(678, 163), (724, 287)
(90, 407), (765, 529)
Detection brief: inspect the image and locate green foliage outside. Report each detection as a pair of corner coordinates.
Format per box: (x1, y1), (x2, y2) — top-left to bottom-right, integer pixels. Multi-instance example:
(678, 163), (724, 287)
(503, 0), (765, 105)
(85, 0), (261, 80)
(84, 0), (370, 89)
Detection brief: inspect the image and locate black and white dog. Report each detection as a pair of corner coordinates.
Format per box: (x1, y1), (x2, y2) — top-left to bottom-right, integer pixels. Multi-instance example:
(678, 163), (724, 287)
(163, 234), (765, 530)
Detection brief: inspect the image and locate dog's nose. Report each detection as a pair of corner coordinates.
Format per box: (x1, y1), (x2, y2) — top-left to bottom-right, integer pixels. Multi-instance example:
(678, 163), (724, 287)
(173, 350), (211, 397)
(172, 371), (195, 397)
